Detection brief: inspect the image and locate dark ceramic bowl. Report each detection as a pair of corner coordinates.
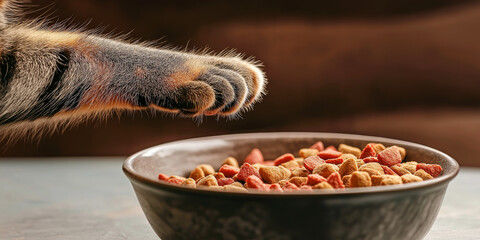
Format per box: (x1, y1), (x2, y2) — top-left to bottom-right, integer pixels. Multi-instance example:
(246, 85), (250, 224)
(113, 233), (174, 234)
(123, 132), (459, 240)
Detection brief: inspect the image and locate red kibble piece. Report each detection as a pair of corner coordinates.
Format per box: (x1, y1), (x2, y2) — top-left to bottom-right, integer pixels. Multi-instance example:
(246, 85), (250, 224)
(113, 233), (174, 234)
(326, 172), (345, 189)
(325, 158), (344, 165)
(245, 175), (267, 190)
(244, 148), (264, 165)
(310, 141), (325, 151)
(282, 181), (299, 191)
(325, 145), (337, 151)
(167, 178), (184, 184)
(269, 183), (283, 192)
(303, 155), (325, 172)
(219, 165), (240, 178)
(360, 144), (377, 159)
(363, 157), (379, 163)
(237, 163), (261, 182)
(416, 164), (442, 178)
(217, 178), (235, 186)
(306, 174), (326, 185)
(377, 146), (402, 166)
(158, 173), (169, 181)
(382, 165), (397, 175)
(317, 149), (342, 160)
(263, 161), (275, 166)
(274, 153), (295, 166)
(299, 185), (313, 191)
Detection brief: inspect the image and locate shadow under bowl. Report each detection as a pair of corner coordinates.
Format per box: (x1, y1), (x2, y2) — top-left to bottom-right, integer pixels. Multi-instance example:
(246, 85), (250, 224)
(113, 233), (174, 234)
(123, 132), (459, 240)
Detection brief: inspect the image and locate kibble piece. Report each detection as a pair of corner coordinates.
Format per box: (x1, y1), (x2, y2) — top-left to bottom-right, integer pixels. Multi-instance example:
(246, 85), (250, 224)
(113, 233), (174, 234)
(359, 162), (384, 174)
(277, 179), (289, 188)
(400, 161), (418, 174)
(360, 168), (382, 176)
(381, 165), (397, 175)
(189, 167), (205, 181)
(223, 185), (249, 192)
(342, 174), (352, 186)
(167, 178), (184, 184)
(219, 165), (240, 178)
(317, 148), (342, 159)
(414, 169), (434, 180)
(244, 148), (264, 165)
(217, 178), (235, 186)
(295, 158), (304, 166)
(289, 177), (308, 187)
(197, 175), (218, 187)
(313, 163), (338, 178)
(158, 173), (169, 181)
(363, 157), (379, 163)
(299, 148), (319, 158)
(299, 185), (313, 191)
(237, 163), (261, 182)
(339, 158), (358, 177)
(377, 146), (402, 166)
(372, 143), (386, 154)
(198, 164), (215, 176)
(325, 158), (343, 165)
(356, 159), (365, 168)
(181, 178), (196, 187)
(281, 160), (300, 169)
(393, 146), (407, 160)
(340, 153), (357, 161)
(380, 175), (403, 185)
(222, 157), (239, 168)
(390, 165), (410, 176)
(291, 167), (310, 177)
(282, 181), (299, 191)
(371, 175), (383, 186)
(416, 164), (442, 178)
(245, 175), (267, 190)
(360, 144), (377, 159)
(303, 155), (325, 172)
(326, 172), (345, 189)
(310, 141), (325, 151)
(213, 172), (226, 180)
(338, 144), (361, 158)
(401, 174), (423, 183)
(251, 164), (263, 171)
(350, 171), (372, 188)
(307, 174), (327, 185)
(269, 183), (283, 192)
(259, 166), (290, 184)
(312, 181), (334, 189)
(274, 153), (296, 166)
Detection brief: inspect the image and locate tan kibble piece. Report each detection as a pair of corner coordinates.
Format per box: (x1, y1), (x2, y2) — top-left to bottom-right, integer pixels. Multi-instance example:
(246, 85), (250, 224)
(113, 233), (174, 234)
(414, 169), (434, 180)
(181, 178), (196, 188)
(290, 167), (309, 177)
(313, 163), (339, 178)
(342, 174), (352, 186)
(359, 162), (384, 174)
(299, 148), (319, 158)
(373, 143), (386, 154)
(259, 166), (290, 184)
(401, 174), (423, 183)
(189, 167), (205, 181)
(312, 182), (334, 189)
(230, 182), (245, 188)
(390, 165), (410, 176)
(251, 164), (263, 171)
(360, 168), (382, 176)
(295, 158), (304, 166)
(380, 175), (403, 185)
(371, 175), (383, 186)
(222, 157), (239, 168)
(223, 185), (249, 192)
(401, 161), (418, 174)
(197, 175), (218, 187)
(356, 159), (365, 168)
(198, 164), (215, 176)
(289, 177), (308, 187)
(338, 144), (361, 158)
(169, 176), (186, 181)
(213, 172), (226, 180)
(281, 160), (300, 169)
(278, 179), (289, 187)
(339, 158), (358, 177)
(350, 171), (372, 188)
(393, 146), (407, 160)
(341, 153), (357, 161)
(278, 166), (292, 178)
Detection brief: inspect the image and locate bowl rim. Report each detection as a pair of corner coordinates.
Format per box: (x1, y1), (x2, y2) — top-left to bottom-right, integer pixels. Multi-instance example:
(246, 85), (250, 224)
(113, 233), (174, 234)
(123, 132), (459, 197)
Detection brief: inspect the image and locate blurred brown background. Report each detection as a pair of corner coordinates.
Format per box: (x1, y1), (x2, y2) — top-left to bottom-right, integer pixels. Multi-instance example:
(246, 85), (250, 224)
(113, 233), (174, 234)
(2, 0), (480, 166)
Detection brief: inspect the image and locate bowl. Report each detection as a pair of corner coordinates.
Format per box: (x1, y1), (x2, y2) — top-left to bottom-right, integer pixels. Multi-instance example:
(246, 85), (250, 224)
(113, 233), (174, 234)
(123, 132), (459, 240)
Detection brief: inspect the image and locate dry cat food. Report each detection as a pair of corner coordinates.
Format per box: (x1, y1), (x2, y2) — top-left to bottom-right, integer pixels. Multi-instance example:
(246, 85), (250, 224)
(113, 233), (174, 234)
(157, 141), (442, 192)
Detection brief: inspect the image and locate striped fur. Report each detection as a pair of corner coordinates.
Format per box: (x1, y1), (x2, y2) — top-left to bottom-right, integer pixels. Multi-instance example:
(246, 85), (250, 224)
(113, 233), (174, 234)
(0, 0), (266, 133)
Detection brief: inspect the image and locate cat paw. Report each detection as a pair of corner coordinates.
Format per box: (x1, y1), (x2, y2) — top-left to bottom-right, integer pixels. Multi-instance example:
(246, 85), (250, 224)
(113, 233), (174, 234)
(165, 56), (266, 117)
